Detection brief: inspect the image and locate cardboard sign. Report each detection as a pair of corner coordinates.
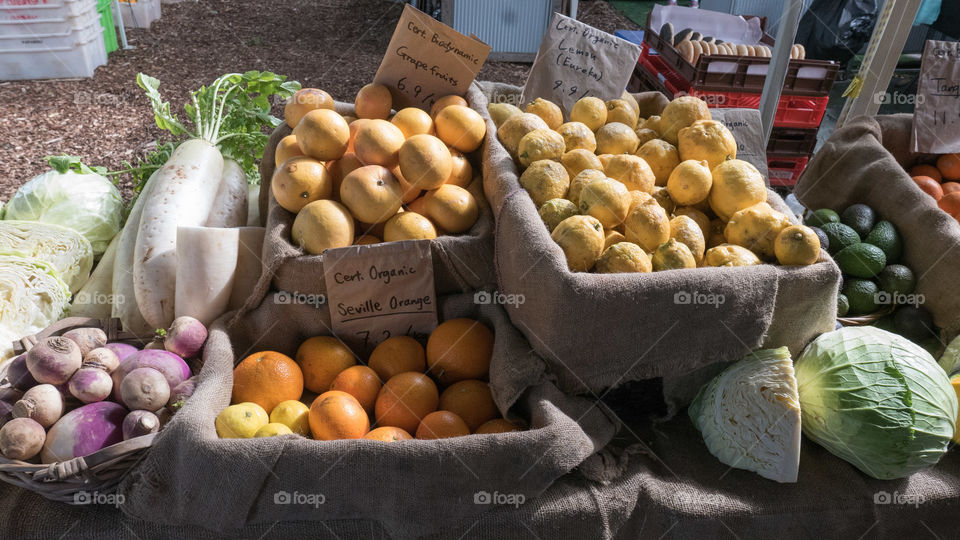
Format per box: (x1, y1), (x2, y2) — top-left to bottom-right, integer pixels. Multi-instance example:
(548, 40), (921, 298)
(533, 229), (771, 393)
(373, 4), (491, 110)
(522, 13), (642, 115)
(323, 240), (437, 356)
(707, 108), (770, 181)
(912, 40), (960, 153)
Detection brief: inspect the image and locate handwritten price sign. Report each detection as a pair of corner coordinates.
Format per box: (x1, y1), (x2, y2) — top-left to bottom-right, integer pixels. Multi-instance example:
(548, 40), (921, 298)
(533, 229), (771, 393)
(912, 40), (960, 153)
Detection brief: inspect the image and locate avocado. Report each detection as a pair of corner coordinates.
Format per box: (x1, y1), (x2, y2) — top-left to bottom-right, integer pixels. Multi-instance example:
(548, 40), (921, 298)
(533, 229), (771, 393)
(805, 208), (840, 228)
(820, 222), (860, 255)
(841, 204), (876, 238)
(837, 293), (850, 317)
(864, 220), (902, 264)
(835, 243), (887, 278)
(809, 226), (829, 253)
(877, 264), (916, 296)
(842, 279), (880, 316)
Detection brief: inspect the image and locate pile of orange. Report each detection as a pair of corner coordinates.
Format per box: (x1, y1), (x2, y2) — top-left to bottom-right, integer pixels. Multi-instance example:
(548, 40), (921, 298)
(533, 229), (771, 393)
(274, 84), (485, 256)
(224, 318), (521, 442)
(909, 153), (960, 222)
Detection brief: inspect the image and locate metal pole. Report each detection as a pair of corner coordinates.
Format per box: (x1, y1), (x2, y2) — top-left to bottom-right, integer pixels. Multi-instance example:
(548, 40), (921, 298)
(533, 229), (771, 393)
(113, 0), (132, 50)
(759, 0), (804, 145)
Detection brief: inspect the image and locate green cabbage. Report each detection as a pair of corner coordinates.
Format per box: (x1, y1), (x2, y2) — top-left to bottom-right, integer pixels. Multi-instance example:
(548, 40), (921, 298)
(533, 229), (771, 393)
(0, 252), (70, 361)
(0, 220), (93, 293)
(689, 347), (802, 483)
(796, 326), (958, 480)
(3, 169), (122, 255)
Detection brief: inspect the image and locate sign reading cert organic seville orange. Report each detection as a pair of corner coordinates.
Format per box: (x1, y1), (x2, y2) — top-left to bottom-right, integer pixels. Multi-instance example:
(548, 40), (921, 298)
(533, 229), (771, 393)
(374, 4), (491, 111)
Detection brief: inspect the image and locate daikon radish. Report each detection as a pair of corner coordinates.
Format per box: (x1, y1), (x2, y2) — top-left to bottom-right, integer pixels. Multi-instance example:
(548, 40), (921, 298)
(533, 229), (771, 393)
(69, 233), (120, 319)
(246, 184), (261, 226)
(228, 226), (265, 311)
(174, 226), (239, 327)
(205, 158), (248, 228)
(113, 172), (158, 334)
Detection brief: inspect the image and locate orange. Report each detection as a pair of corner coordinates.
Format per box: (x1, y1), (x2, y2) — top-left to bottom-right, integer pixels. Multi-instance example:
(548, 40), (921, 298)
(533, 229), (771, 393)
(474, 418), (520, 434)
(399, 134), (454, 191)
(293, 109), (350, 161)
(937, 153), (960, 181)
(354, 234), (381, 245)
(291, 199), (355, 255)
(435, 105), (486, 153)
(354, 119), (405, 168)
(446, 149), (473, 188)
(340, 165), (404, 224)
(375, 372), (439, 434)
(415, 410), (470, 439)
(389, 166), (423, 204)
(422, 184), (479, 233)
(426, 318), (493, 385)
(330, 365), (382, 415)
(942, 182), (960, 195)
(326, 152), (364, 200)
(355, 83), (393, 120)
(232, 351), (304, 414)
(939, 192), (960, 219)
(430, 95), (468, 118)
(383, 211), (437, 241)
(346, 118), (371, 153)
(910, 164), (943, 182)
(295, 336), (357, 393)
(913, 176), (943, 201)
(285, 88), (334, 128)
(363, 426), (412, 442)
(275, 134), (305, 166)
(271, 157), (332, 213)
(438, 379), (498, 431)
(367, 336), (427, 381)
(391, 107), (434, 138)
(309, 390), (370, 440)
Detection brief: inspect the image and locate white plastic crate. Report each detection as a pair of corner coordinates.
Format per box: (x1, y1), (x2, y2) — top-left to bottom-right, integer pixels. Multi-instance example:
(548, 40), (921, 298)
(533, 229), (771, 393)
(0, 15), (100, 50)
(0, 23), (105, 80)
(0, 0), (95, 22)
(118, 0), (159, 29)
(0, 3), (96, 34)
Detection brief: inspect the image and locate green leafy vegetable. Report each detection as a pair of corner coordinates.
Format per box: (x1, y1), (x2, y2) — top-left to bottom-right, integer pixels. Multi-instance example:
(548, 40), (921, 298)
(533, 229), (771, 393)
(0, 220), (93, 294)
(0, 252), (71, 361)
(44, 155), (108, 177)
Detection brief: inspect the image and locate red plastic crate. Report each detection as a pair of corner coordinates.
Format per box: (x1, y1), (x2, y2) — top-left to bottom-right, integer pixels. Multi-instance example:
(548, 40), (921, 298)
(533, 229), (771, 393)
(767, 155), (810, 187)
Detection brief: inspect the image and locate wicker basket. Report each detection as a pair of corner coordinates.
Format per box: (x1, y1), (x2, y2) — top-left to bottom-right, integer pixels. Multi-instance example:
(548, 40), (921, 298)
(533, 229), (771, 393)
(837, 305), (895, 326)
(0, 317), (157, 504)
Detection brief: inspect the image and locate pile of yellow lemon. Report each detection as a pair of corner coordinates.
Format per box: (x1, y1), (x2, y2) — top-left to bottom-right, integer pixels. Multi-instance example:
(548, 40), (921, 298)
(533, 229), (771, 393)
(273, 85), (485, 255)
(491, 94), (821, 272)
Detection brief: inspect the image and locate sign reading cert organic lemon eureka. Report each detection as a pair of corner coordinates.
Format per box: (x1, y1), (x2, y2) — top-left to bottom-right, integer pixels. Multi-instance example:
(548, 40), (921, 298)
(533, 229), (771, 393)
(373, 4), (491, 111)
(522, 14), (642, 115)
(707, 108), (769, 180)
(911, 40), (960, 153)
(323, 240), (437, 356)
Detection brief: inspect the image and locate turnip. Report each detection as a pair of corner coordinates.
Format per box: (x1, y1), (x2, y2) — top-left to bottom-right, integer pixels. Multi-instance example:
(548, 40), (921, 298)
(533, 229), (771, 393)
(5, 354), (37, 391)
(167, 376), (197, 412)
(204, 158), (249, 228)
(162, 316), (208, 359)
(62, 327), (107, 357)
(26, 337), (81, 385)
(122, 410), (160, 440)
(105, 342), (138, 364)
(68, 368), (113, 403)
(120, 368), (170, 411)
(41, 401), (126, 463)
(111, 349), (190, 395)
(0, 417), (46, 460)
(12, 384), (65, 428)
(82, 347), (120, 373)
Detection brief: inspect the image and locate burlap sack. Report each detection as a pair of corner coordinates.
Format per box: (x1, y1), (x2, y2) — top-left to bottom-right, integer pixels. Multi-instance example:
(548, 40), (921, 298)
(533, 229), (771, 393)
(796, 114), (960, 333)
(249, 85), (496, 316)
(478, 82), (841, 400)
(118, 292), (618, 536)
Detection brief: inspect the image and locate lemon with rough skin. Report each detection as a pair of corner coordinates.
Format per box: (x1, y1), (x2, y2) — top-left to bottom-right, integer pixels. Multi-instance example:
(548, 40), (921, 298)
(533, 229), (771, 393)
(635, 139), (680, 187)
(568, 169), (606, 206)
(579, 177), (630, 228)
(709, 159), (767, 221)
(651, 186), (676, 214)
(724, 202), (792, 260)
(519, 160), (570, 207)
(623, 201), (670, 251)
(539, 198), (579, 232)
(669, 215), (706, 263)
(674, 206), (711, 239)
(596, 122), (641, 155)
(659, 96), (711, 145)
(667, 159), (713, 206)
(652, 238), (697, 271)
(628, 190), (654, 212)
(551, 215), (605, 272)
(678, 120), (738, 170)
(603, 154), (656, 193)
(774, 225), (821, 266)
(620, 91), (640, 118)
(570, 96), (607, 131)
(634, 129), (659, 149)
(487, 102), (523, 128)
(597, 154), (615, 170)
(525, 98), (563, 130)
(606, 99), (639, 128)
(596, 242), (652, 273)
(562, 149), (604, 179)
(556, 122), (597, 152)
(603, 229), (628, 249)
(703, 244), (762, 267)
(254, 423), (295, 438)
(497, 113), (549, 157)
(518, 129), (565, 169)
(384, 211), (438, 241)
(270, 399), (311, 436)
(638, 115), (661, 134)
(216, 402), (269, 439)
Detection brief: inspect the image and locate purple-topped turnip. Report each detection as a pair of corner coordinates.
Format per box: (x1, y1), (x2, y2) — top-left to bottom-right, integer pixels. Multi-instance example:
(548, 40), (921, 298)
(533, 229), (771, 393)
(0, 417), (46, 460)
(167, 376), (197, 413)
(12, 384), (65, 428)
(68, 368), (113, 403)
(41, 401), (126, 463)
(161, 316), (208, 359)
(26, 337), (81, 385)
(111, 350), (190, 406)
(120, 368), (170, 411)
(104, 343), (138, 364)
(5, 355), (37, 391)
(122, 410), (160, 440)
(62, 328), (107, 357)
(82, 347), (120, 373)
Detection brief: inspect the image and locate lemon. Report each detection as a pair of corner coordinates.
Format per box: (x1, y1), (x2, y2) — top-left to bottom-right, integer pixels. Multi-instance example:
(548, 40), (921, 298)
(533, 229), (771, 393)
(628, 190), (655, 212)
(605, 99), (639, 128)
(570, 96), (607, 131)
(660, 96), (711, 145)
(254, 423), (295, 438)
(674, 206), (711, 239)
(620, 91), (640, 117)
(596, 242), (652, 273)
(556, 122), (597, 152)
(579, 177), (630, 228)
(519, 160), (570, 207)
(487, 103), (523, 128)
(635, 139), (679, 187)
(603, 229), (628, 249)
(518, 129), (565, 168)
(667, 160), (713, 206)
(525, 98), (563, 130)
(708, 159), (767, 221)
(562, 149), (604, 179)
(651, 186), (676, 214)
(604, 154), (656, 193)
(539, 198), (579, 232)
(634, 129), (659, 149)
(551, 215), (605, 272)
(596, 122), (640, 155)
(652, 238), (696, 271)
(568, 169), (606, 206)
(497, 113), (549, 157)
(623, 202), (670, 251)
(703, 244), (762, 267)
(678, 120), (738, 170)
(724, 202), (792, 260)
(669, 215), (706, 263)
(216, 402), (269, 439)
(774, 225), (821, 266)
(638, 115), (661, 134)
(270, 399), (311, 436)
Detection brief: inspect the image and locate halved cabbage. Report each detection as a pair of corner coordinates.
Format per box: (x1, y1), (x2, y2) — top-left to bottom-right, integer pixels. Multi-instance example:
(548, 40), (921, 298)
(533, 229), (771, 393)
(0, 220), (93, 293)
(689, 346), (801, 483)
(0, 252), (70, 360)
